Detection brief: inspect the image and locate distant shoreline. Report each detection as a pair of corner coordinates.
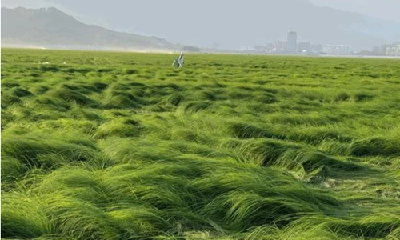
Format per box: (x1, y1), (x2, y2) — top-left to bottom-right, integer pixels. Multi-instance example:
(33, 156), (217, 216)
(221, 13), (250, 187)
(2, 45), (400, 59)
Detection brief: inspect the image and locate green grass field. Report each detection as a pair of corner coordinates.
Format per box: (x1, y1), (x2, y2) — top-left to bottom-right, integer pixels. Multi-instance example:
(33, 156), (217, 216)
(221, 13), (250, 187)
(1, 49), (400, 240)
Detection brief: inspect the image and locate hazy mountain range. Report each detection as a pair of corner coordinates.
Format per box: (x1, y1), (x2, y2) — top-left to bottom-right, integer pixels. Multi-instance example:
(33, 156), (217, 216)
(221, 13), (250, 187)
(2, 1), (399, 51)
(1, 7), (179, 50)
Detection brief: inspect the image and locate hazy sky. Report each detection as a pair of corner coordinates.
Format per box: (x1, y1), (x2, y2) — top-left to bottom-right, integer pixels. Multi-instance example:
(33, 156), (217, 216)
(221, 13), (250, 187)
(2, 0), (399, 49)
(310, 0), (400, 23)
(2, 0), (400, 23)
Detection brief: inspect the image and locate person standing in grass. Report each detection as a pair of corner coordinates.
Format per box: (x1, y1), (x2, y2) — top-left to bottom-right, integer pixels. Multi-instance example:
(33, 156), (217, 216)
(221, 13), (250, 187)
(172, 52), (184, 67)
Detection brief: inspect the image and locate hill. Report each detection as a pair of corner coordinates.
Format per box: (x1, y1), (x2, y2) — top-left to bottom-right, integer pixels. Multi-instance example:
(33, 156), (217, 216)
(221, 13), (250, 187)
(1, 7), (179, 50)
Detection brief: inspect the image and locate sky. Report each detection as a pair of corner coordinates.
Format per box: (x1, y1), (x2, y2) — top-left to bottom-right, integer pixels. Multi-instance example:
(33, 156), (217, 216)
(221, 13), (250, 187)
(2, 0), (400, 24)
(310, 0), (400, 23)
(2, 0), (399, 49)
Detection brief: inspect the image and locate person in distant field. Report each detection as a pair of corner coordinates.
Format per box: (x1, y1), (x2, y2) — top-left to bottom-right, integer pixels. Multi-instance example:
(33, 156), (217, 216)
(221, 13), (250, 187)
(172, 52), (184, 67)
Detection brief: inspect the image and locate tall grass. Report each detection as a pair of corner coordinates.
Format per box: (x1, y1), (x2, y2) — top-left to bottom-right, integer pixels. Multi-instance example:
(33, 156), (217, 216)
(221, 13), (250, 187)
(2, 49), (400, 239)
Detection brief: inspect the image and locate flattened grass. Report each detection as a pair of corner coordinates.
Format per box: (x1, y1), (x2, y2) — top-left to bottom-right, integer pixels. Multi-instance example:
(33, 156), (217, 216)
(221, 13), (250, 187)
(2, 49), (400, 239)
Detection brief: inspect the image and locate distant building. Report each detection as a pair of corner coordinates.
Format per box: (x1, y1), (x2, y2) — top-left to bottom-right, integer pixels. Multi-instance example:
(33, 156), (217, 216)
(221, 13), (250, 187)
(311, 44), (323, 54)
(266, 43), (275, 53)
(239, 46), (254, 51)
(372, 46), (382, 55)
(253, 43), (277, 54)
(298, 42), (311, 54)
(395, 43), (400, 56)
(254, 46), (267, 53)
(379, 43), (400, 56)
(323, 45), (350, 55)
(274, 41), (287, 53)
(381, 44), (391, 55)
(287, 31), (297, 54)
(386, 43), (400, 56)
(339, 45), (350, 55)
(380, 43), (400, 56)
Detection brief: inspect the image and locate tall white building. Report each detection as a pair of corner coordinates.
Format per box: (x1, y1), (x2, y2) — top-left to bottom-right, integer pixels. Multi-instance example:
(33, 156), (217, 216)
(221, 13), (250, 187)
(287, 31), (297, 54)
(383, 43), (400, 56)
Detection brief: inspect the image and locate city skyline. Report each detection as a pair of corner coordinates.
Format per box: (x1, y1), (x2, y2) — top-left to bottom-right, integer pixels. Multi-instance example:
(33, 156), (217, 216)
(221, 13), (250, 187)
(247, 30), (399, 57)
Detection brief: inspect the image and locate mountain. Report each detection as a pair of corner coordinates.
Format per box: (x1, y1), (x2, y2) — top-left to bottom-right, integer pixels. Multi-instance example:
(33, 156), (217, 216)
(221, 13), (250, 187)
(1, 7), (179, 50)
